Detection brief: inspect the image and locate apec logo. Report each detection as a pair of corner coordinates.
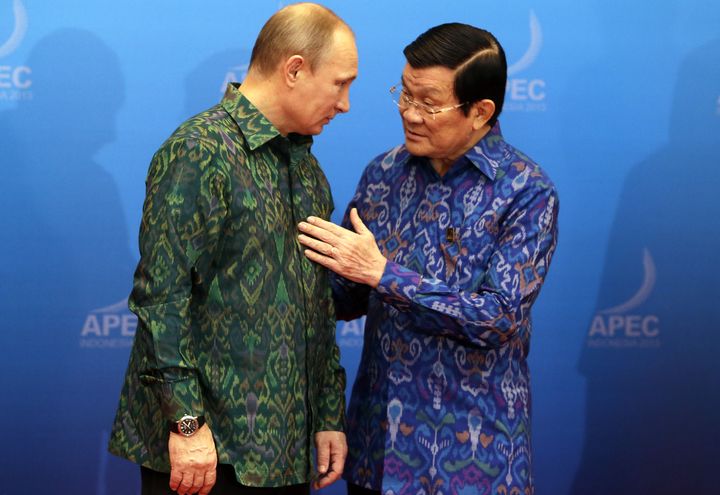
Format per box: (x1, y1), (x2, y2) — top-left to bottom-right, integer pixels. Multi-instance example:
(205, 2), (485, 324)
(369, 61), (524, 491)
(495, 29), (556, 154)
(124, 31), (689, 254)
(0, 0), (32, 102)
(337, 316), (365, 349)
(79, 299), (137, 349)
(587, 248), (661, 349)
(220, 62), (248, 95)
(505, 10), (546, 113)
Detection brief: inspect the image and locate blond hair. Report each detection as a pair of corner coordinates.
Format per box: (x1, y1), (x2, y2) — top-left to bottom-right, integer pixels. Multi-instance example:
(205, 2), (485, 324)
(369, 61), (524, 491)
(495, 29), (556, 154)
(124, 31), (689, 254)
(249, 3), (351, 76)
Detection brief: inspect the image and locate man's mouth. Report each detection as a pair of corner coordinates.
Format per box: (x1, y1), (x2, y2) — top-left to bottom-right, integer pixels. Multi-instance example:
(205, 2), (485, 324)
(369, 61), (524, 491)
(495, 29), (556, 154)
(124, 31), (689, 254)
(404, 128), (424, 139)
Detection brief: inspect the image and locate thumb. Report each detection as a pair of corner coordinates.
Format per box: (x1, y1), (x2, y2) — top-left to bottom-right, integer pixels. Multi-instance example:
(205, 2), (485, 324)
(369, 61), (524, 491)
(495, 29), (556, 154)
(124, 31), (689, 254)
(316, 437), (330, 474)
(349, 208), (368, 234)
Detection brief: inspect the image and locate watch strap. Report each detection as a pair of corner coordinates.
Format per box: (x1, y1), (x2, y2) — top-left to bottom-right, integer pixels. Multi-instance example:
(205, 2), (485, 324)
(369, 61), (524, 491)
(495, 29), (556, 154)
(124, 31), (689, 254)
(168, 415), (206, 435)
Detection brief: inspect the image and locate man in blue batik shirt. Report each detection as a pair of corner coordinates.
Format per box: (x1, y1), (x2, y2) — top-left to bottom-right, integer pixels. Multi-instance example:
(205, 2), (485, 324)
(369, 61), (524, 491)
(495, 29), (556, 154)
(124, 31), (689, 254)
(298, 23), (558, 495)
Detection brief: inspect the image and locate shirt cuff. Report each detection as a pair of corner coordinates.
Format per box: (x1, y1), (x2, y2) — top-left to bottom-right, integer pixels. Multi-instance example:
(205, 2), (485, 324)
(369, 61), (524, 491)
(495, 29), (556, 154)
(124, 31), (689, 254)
(375, 260), (420, 310)
(314, 391), (346, 432)
(139, 372), (205, 421)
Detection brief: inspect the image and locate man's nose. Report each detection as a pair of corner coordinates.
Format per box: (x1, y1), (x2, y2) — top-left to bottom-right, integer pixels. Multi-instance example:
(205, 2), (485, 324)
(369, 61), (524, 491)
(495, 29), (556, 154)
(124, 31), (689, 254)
(401, 104), (424, 124)
(336, 90), (351, 113)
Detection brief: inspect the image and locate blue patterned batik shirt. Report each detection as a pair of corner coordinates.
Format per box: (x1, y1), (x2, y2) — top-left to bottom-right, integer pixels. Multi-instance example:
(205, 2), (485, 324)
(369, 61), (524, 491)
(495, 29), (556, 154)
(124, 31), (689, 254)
(337, 123), (559, 495)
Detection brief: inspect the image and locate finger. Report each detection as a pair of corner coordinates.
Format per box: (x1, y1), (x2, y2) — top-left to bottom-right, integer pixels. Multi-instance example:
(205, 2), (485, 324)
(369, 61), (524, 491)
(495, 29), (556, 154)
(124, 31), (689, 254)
(303, 249), (343, 273)
(298, 221), (340, 246)
(305, 216), (348, 236)
(169, 467), (183, 491)
(199, 469), (217, 495)
(191, 470), (205, 495)
(298, 234), (333, 256)
(178, 473), (195, 495)
(314, 469), (341, 489)
(316, 436), (330, 475)
(349, 208), (369, 235)
(328, 444), (346, 477)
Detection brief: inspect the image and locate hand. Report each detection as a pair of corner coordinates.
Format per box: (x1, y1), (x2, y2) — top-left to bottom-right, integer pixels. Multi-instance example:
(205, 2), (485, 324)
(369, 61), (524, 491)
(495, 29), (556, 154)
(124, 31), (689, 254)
(168, 424), (217, 495)
(313, 430), (347, 490)
(298, 208), (387, 288)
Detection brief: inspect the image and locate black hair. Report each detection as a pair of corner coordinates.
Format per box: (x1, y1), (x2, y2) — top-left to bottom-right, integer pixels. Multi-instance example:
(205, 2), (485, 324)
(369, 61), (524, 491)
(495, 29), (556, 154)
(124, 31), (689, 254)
(403, 23), (507, 126)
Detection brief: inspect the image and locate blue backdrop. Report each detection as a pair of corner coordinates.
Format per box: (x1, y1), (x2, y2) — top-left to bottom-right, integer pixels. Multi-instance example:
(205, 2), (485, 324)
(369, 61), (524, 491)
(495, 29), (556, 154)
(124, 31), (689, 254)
(1, 1), (719, 493)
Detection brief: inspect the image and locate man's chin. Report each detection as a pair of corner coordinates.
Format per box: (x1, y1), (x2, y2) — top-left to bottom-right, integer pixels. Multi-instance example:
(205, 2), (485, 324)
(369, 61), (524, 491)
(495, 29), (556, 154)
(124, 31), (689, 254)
(309, 121), (331, 135)
(297, 126), (323, 136)
(404, 140), (426, 156)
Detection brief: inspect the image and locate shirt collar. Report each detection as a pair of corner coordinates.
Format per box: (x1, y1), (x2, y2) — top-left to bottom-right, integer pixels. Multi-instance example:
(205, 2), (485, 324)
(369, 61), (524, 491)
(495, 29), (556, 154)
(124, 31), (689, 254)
(402, 122), (506, 181)
(463, 122), (505, 181)
(220, 83), (313, 152)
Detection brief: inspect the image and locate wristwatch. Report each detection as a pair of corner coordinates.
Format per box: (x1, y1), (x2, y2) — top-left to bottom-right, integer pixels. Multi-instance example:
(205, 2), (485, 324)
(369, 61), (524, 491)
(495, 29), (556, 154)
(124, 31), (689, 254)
(168, 415), (206, 437)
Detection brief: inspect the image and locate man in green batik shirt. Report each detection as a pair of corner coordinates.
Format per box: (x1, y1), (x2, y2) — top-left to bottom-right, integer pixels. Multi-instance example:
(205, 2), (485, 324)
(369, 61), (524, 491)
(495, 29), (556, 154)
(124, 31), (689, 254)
(109, 4), (357, 495)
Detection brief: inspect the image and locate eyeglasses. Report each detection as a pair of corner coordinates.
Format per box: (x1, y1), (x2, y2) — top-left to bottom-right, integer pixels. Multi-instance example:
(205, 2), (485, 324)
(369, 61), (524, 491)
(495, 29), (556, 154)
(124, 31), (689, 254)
(389, 84), (466, 120)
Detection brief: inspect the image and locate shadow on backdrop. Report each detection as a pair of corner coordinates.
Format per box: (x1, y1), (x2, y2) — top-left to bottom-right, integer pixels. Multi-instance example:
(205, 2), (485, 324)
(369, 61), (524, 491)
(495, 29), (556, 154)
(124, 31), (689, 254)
(183, 48), (250, 119)
(572, 38), (720, 494)
(0, 29), (138, 493)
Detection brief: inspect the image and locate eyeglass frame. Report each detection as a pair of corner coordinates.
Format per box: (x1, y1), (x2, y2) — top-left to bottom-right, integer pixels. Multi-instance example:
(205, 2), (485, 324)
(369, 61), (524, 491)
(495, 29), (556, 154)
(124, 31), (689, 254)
(389, 83), (468, 120)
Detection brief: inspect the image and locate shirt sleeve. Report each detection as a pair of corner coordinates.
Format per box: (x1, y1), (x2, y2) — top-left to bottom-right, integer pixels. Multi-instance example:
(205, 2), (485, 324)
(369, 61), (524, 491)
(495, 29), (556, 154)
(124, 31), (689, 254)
(331, 274), (370, 322)
(314, 296), (347, 432)
(129, 136), (228, 420)
(374, 183), (559, 349)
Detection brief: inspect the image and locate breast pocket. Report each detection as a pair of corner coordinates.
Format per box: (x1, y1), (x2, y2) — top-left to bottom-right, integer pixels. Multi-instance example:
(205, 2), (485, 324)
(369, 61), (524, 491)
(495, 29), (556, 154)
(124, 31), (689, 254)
(440, 225), (495, 288)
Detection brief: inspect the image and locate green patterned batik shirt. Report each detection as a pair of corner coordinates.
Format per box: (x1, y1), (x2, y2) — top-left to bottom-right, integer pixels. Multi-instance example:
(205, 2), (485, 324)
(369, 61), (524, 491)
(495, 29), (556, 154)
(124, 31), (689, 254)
(109, 83), (346, 487)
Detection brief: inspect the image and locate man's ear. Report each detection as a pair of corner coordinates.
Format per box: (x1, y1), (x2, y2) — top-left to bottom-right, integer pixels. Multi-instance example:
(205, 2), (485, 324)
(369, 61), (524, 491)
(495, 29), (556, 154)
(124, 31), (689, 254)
(284, 55), (305, 87)
(471, 99), (496, 130)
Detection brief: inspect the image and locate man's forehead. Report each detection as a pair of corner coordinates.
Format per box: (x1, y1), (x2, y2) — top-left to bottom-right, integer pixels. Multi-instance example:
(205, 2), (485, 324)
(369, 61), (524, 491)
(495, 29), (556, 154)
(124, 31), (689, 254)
(324, 29), (358, 70)
(330, 27), (357, 56)
(402, 65), (454, 92)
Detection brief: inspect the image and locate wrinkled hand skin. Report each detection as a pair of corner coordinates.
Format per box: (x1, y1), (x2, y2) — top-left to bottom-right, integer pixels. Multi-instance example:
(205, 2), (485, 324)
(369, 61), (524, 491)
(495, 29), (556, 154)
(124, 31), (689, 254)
(168, 424), (218, 495)
(314, 430), (348, 490)
(298, 208), (387, 288)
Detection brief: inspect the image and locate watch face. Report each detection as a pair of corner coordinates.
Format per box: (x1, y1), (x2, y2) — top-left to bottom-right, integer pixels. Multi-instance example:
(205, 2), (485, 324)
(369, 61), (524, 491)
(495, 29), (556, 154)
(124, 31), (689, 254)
(178, 416), (199, 436)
